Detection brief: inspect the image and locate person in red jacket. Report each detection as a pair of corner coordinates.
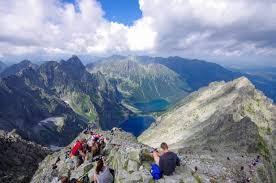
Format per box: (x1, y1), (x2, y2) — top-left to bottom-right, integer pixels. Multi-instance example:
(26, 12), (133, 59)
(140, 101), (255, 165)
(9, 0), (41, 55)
(70, 138), (87, 168)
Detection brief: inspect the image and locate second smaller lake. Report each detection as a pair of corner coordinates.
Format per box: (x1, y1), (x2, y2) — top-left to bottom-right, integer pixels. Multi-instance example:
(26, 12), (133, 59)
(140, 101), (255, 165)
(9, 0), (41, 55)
(120, 115), (155, 136)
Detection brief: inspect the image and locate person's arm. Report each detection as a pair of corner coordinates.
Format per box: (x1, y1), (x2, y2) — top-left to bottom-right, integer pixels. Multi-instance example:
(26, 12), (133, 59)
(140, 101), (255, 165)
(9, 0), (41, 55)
(93, 174), (98, 183)
(152, 150), (160, 165)
(79, 150), (86, 158)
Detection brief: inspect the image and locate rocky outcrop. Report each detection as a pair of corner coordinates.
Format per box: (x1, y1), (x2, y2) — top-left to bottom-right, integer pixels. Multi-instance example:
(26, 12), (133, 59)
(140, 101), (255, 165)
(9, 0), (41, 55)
(0, 130), (50, 183)
(31, 128), (154, 183)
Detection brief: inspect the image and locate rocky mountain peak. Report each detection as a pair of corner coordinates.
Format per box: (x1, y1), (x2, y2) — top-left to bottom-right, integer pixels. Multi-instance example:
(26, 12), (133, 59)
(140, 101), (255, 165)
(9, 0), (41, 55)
(0, 59), (38, 78)
(59, 55), (86, 79)
(232, 76), (254, 89)
(64, 55), (85, 69)
(20, 59), (32, 65)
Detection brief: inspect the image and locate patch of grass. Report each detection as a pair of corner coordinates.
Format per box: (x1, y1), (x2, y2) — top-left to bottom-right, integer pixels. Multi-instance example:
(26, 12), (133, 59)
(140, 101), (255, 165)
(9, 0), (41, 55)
(69, 93), (98, 122)
(192, 112), (199, 120)
(266, 126), (272, 135)
(193, 173), (202, 183)
(245, 104), (255, 114)
(257, 135), (270, 161)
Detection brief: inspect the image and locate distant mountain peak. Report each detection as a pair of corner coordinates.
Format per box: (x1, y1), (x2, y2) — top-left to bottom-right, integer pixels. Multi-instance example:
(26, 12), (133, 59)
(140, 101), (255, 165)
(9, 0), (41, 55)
(0, 59), (38, 78)
(67, 55), (82, 63)
(20, 59), (32, 64)
(61, 55), (85, 69)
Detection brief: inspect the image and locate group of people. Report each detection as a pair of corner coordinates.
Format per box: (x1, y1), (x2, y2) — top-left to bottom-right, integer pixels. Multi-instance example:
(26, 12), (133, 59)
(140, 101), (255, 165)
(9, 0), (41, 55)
(69, 132), (106, 168)
(62, 129), (180, 182)
(67, 131), (114, 183)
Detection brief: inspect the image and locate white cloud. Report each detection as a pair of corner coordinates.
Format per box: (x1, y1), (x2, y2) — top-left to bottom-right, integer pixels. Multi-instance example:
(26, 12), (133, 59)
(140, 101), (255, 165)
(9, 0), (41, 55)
(127, 17), (157, 51)
(0, 0), (276, 61)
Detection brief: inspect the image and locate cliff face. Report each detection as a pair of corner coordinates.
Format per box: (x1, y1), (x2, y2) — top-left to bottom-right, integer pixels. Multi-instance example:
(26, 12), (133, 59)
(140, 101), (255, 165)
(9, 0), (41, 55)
(32, 77), (276, 183)
(0, 130), (50, 183)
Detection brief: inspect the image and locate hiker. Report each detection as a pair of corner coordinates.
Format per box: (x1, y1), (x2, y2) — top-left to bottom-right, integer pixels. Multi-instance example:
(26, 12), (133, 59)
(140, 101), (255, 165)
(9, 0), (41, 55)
(60, 176), (69, 183)
(87, 132), (106, 157)
(70, 138), (87, 168)
(93, 158), (114, 183)
(152, 142), (180, 176)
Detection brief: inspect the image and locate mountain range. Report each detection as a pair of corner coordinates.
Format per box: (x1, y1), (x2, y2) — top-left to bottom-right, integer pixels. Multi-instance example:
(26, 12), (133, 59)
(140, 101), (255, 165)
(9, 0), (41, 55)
(0, 56), (130, 146)
(1, 55), (276, 147)
(32, 77), (276, 182)
(87, 56), (191, 112)
(0, 55), (276, 182)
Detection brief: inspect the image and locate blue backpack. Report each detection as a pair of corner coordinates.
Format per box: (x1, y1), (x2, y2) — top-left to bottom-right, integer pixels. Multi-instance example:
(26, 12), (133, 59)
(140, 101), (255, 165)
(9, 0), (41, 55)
(150, 163), (162, 180)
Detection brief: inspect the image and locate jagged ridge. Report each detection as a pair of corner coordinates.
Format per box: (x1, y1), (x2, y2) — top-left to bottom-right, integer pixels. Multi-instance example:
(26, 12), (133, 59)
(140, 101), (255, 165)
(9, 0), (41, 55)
(0, 56), (131, 146)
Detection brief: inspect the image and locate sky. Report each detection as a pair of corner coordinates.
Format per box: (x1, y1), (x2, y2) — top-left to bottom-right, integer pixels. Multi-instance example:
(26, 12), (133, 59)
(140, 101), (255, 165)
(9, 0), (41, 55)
(0, 0), (276, 66)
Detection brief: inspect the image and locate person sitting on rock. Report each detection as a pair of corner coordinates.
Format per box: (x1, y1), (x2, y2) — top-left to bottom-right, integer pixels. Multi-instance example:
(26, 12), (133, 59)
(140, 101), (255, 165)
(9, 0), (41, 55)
(152, 142), (180, 176)
(93, 158), (114, 183)
(70, 138), (87, 168)
(87, 133), (106, 157)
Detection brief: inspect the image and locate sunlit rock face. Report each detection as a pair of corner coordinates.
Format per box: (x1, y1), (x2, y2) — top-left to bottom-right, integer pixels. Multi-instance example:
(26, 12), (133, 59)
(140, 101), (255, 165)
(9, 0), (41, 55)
(139, 77), (276, 182)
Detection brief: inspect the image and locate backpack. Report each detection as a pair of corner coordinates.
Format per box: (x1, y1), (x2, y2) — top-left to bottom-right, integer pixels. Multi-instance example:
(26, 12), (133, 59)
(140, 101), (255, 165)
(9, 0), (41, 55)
(82, 174), (90, 183)
(108, 168), (115, 183)
(150, 163), (162, 180)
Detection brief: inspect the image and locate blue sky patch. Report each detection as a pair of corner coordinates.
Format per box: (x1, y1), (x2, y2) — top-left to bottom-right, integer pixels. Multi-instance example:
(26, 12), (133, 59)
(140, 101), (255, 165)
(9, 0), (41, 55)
(62, 0), (142, 25)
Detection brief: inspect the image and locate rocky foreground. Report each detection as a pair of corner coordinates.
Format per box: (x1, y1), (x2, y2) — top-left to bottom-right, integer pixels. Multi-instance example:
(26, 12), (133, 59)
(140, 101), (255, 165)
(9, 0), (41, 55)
(0, 130), (50, 183)
(32, 128), (203, 183)
(32, 77), (276, 183)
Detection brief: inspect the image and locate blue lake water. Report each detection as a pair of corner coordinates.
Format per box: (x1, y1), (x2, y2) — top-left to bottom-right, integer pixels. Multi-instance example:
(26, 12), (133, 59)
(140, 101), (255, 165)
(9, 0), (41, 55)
(120, 99), (170, 136)
(120, 115), (156, 136)
(132, 99), (170, 113)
